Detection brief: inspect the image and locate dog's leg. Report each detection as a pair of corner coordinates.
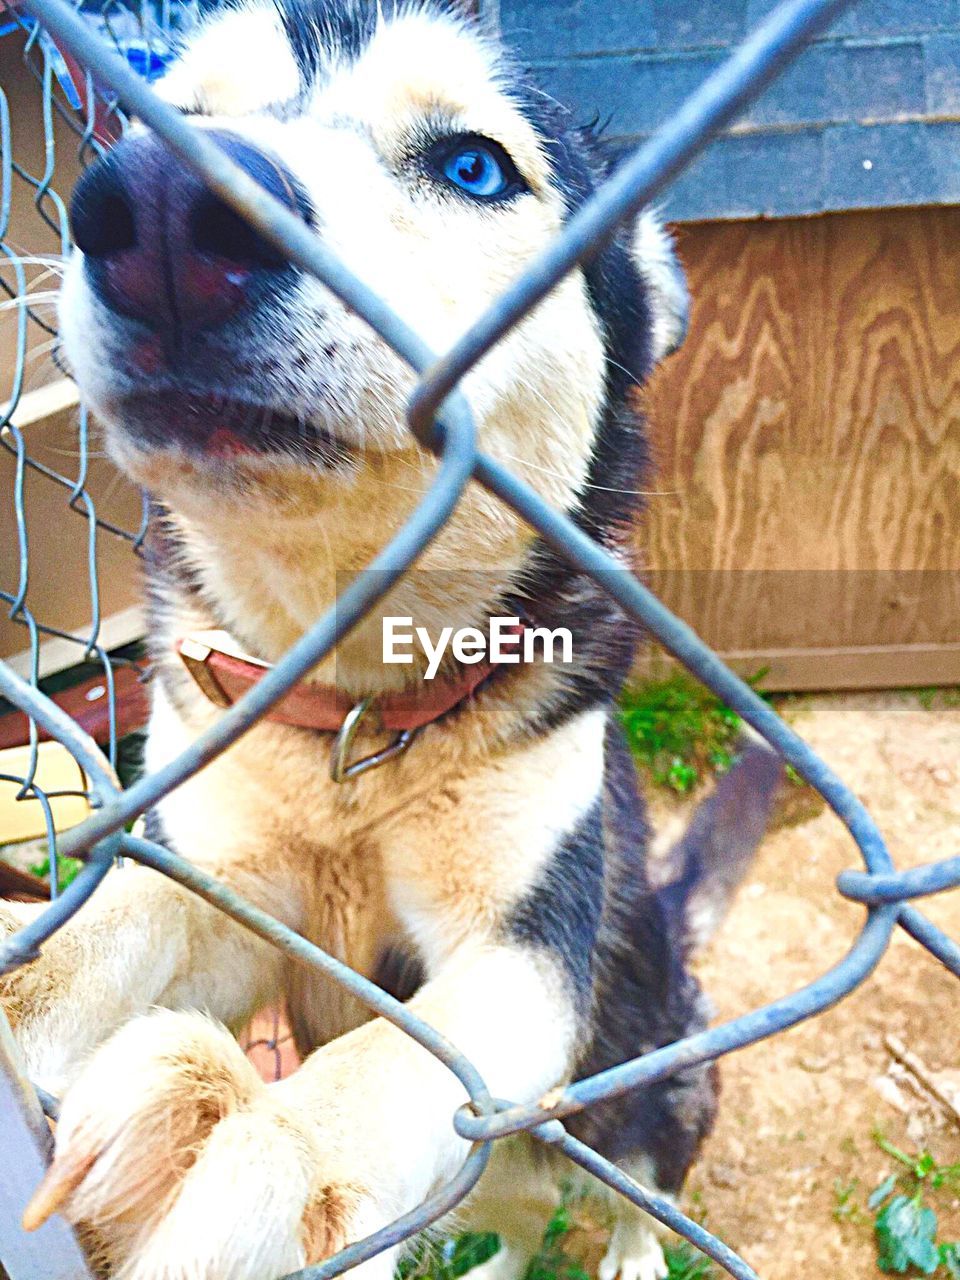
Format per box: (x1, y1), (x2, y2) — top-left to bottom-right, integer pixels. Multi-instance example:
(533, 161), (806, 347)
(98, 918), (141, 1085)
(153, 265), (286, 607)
(0, 852), (297, 1095)
(451, 1136), (563, 1280)
(454, 1140), (673, 1280)
(28, 936), (585, 1277)
(28, 710), (608, 1278)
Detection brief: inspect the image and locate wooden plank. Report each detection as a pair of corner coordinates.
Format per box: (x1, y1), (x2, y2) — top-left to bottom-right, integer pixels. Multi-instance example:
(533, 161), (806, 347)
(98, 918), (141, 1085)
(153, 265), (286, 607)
(639, 569), (960, 655)
(0, 38), (84, 398)
(0, 865), (47, 903)
(640, 206), (960, 687)
(0, 1014), (92, 1280)
(634, 643), (960, 693)
(0, 660), (150, 752)
(0, 383), (80, 434)
(2, 607), (145, 682)
(0, 742), (91, 845)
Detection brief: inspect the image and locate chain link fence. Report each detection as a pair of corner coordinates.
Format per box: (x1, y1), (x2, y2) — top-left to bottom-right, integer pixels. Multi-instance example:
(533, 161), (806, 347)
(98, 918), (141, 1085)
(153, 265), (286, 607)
(1, 0), (959, 1277)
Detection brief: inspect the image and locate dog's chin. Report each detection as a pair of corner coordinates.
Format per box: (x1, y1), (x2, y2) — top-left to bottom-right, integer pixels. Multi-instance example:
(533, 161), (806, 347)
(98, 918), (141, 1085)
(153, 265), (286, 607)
(107, 391), (356, 468)
(92, 390), (365, 514)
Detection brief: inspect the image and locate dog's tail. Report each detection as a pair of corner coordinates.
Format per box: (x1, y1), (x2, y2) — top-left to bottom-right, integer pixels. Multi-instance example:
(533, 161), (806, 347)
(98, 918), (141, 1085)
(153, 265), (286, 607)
(654, 736), (783, 955)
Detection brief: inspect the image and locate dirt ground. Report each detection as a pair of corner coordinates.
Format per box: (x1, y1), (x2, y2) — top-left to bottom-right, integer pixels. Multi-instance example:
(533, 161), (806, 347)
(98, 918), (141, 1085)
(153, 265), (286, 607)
(654, 690), (960, 1278)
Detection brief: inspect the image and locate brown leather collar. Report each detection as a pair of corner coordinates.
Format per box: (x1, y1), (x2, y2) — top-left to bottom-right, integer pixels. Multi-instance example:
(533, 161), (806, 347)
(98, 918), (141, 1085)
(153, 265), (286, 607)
(175, 627), (523, 778)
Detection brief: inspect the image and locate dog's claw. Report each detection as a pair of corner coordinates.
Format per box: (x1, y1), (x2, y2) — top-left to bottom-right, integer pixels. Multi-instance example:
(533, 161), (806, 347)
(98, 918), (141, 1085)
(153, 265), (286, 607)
(22, 1150), (95, 1231)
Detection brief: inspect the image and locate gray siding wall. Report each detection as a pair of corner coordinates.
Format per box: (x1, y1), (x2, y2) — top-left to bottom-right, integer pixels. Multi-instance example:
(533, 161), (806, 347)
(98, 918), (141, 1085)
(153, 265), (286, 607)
(498, 0), (960, 220)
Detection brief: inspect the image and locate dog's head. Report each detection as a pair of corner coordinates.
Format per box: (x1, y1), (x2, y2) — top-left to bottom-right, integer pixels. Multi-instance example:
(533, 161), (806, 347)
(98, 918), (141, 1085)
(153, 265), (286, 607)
(60, 0), (686, 584)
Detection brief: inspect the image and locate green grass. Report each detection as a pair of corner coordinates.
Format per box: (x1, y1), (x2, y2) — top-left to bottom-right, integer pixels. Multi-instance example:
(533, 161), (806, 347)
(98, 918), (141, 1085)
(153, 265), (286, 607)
(617, 668), (744, 794)
(620, 668), (960, 799)
(908, 688), (960, 712)
(398, 1234), (501, 1280)
(617, 664), (814, 799)
(402, 1199), (715, 1280)
(28, 852), (84, 891)
(524, 1199), (592, 1280)
(404, 1237), (714, 1280)
(20, 726), (145, 893)
(23, 727), (143, 892)
(663, 1244), (715, 1280)
(832, 1177), (868, 1227)
(834, 1134), (960, 1276)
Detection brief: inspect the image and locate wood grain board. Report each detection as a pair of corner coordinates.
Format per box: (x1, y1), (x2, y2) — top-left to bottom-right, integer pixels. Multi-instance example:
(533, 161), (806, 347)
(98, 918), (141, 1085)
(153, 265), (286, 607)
(639, 205), (960, 687)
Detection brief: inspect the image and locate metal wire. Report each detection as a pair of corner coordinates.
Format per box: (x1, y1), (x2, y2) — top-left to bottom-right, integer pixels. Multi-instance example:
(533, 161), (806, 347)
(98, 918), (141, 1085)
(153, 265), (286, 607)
(0, 1), (958, 1278)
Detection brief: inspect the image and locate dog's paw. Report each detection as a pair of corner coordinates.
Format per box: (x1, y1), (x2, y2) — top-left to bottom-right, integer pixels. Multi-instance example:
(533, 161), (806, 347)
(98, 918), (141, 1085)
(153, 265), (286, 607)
(24, 1009), (383, 1280)
(598, 1222), (669, 1280)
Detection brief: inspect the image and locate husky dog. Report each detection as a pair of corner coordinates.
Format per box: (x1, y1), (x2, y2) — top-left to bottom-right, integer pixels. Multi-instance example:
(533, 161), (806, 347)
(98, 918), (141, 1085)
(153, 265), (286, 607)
(0, 3), (779, 1277)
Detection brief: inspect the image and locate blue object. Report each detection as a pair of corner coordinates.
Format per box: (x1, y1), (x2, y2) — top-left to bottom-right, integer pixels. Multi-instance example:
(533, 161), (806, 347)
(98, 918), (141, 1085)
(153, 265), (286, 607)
(0, 10), (176, 95)
(440, 142), (516, 198)
(122, 40), (173, 81)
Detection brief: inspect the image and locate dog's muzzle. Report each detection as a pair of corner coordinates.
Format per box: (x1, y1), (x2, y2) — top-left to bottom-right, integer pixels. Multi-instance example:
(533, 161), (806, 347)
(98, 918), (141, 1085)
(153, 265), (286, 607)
(69, 130), (311, 340)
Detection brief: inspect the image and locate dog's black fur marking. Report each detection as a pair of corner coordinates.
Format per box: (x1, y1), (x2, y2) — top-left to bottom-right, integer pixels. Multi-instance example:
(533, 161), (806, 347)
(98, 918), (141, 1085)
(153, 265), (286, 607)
(506, 798), (605, 1007)
(493, 98), (655, 737)
(275, 0), (472, 88)
(566, 721), (718, 1192)
(275, 0), (375, 85)
(373, 942), (426, 1004)
(142, 505), (232, 721)
(656, 742), (783, 955)
(142, 805), (175, 851)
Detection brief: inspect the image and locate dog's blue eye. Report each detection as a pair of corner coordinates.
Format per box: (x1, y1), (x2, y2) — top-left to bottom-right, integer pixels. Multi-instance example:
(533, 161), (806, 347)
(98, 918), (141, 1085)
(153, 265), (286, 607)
(442, 145), (508, 198)
(429, 136), (525, 201)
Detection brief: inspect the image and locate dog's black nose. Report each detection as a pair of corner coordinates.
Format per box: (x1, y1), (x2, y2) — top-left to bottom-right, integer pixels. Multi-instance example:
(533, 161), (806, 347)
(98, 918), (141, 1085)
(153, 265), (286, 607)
(70, 131), (310, 336)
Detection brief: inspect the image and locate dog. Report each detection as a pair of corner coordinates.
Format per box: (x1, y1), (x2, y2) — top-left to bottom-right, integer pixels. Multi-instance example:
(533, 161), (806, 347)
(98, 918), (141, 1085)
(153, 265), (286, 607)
(0, 3), (781, 1277)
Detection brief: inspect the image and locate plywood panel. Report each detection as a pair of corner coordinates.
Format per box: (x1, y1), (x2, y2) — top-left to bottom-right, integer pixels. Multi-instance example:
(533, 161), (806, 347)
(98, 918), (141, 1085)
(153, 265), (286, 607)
(640, 206), (960, 683)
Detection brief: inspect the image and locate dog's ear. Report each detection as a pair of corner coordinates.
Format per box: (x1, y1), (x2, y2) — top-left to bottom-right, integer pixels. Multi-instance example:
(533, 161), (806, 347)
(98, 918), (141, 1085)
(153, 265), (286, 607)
(632, 208), (690, 364)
